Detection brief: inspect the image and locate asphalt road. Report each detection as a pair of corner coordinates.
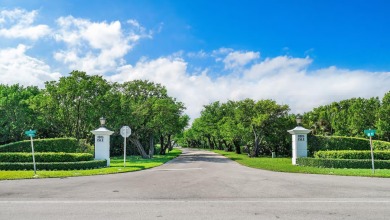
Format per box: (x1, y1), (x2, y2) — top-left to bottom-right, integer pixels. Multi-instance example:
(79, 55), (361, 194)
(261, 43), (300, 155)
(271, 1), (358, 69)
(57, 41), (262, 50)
(0, 148), (389, 220)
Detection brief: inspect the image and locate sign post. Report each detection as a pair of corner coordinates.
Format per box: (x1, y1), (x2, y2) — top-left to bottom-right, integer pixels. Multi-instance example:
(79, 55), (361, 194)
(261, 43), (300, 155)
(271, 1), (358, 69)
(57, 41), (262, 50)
(25, 129), (37, 175)
(120, 126), (131, 167)
(364, 129), (376, 174)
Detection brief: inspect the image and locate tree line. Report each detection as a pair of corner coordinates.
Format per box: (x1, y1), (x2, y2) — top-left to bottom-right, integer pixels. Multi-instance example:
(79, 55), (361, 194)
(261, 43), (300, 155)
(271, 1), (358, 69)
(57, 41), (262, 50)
(179, 92), (390, 156)
(303, 92), (390, 141)
(1, 70), (389, 157)
(0, 71), (189, 157)
(178, 99), (295, 157)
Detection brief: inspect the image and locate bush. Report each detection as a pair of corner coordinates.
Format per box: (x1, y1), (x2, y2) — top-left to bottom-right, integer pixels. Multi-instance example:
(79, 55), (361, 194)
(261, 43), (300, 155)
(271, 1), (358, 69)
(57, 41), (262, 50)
(374, 140), (390, 151)
(0, 160), (107, 170)
(77, 139), (94, 154)
(307, 135), (390, 155)
(314, 150), (390, 160)
(0, 138), (83, 153)
(297, 157), (390, 169)
(0, 152), (93, 163)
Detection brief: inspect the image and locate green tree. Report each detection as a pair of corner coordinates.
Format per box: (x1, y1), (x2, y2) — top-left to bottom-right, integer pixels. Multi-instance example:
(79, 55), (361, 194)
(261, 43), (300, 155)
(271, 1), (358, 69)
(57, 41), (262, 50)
(34, 71), (112, 140)
(347, 97), (380, 137)
(377, 91), (390, 141)
(304, 97), (381, 138)
(219, 101), (241, 153)
(0, 84), (40, 144)
(115, 80), (188, 158)
(250, 99), (290, 157)
(150, 98), (188, 155)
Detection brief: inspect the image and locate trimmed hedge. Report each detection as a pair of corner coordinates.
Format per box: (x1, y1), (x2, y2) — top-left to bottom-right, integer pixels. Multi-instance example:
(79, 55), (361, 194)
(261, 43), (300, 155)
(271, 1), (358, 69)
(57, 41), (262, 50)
(308, 135), (390, 155)
(314, 150), (390, 160)
(0, 160), (107, 171)
(0, 138), (81, 153)
(297, 157), (390, 169)
(0, 152), (93, 163)
(374, 140), (390, 151)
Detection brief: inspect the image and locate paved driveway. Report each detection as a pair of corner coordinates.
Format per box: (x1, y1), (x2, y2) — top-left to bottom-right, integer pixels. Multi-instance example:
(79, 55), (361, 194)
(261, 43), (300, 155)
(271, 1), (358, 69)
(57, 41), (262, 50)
(0, 148), (389, 219)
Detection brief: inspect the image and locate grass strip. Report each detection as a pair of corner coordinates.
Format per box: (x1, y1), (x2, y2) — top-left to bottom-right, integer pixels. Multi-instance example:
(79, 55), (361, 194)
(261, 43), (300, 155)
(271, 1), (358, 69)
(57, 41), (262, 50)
(213, 150), (390, 178)
(0, 149), (181, 180)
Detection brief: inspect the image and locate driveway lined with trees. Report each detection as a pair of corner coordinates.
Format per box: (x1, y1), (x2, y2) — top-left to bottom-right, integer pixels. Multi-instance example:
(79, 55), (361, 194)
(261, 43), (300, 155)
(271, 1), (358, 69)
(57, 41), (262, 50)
(1, 148), (389, 219)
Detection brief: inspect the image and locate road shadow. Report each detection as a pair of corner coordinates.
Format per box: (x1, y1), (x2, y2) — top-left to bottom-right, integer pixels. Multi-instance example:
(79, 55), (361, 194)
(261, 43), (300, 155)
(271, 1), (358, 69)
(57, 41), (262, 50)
(171, 150), (235, 164)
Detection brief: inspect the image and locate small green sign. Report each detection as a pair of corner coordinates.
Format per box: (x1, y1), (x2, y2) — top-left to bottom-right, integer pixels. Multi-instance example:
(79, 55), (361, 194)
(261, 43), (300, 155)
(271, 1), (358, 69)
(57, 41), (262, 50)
(364, 129), (376, 137)
(25, 130), (37, 137)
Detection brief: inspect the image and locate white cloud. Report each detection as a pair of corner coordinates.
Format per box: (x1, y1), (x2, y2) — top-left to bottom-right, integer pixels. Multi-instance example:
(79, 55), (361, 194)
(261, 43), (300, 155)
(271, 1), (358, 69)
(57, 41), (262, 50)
(108, 57), (222, 120)
(0, 8), (51, 40)
(223, 51), (260, 69)
(0, 44), (61, 87)
(107, 50), (390, 122)
(187, 50), (208, 58)
(243, 56), (311, 79)
(54, 16), (151, 74)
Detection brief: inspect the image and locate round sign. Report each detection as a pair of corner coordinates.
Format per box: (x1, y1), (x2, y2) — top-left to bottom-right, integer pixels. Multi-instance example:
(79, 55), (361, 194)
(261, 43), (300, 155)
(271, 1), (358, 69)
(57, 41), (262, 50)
(120, 126), (131, 138)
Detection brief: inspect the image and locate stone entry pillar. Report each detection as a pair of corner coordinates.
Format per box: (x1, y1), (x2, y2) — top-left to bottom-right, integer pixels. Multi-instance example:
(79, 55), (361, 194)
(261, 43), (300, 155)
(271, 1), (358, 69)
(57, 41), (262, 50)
(288, 126), (311, 165)
(91, 118), (114, 166)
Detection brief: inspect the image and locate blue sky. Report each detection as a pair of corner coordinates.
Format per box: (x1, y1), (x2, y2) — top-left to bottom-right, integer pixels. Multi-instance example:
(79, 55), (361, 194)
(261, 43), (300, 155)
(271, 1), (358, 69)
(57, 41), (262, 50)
(0, 0), (389, 120)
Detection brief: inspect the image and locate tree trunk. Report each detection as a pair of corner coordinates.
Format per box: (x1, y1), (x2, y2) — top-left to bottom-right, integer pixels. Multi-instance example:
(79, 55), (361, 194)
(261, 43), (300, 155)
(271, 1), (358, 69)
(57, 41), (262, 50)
(167, 134), (172, 151)
(254, 136), (260, 157)
(218, 140), (223, 150)
(251, 126), (260, 157)
(250, 136), (263, 157)
(212, 138), (217, 150)
(149, 134), (154, 158)
(159, 134), (165, 155)
(129, 137), (149, 159)
(223, 140), (233, 152)
(233, 139), (241, 154)
(163, 135), (171, 155)
(207, 136), (214, 149)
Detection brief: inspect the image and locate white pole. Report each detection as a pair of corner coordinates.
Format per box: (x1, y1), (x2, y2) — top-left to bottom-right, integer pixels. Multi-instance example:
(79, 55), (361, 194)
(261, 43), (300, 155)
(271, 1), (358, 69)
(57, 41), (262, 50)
(30, 136), (37, 175)
(369, 136), (375, 174)
(124, 136), (126, 167)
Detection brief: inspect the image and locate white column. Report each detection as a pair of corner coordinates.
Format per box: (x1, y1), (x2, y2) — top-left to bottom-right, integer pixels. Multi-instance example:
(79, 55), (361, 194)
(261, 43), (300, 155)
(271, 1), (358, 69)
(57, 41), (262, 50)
(91, 127), (114, 166)
(288, 126), (311, 165)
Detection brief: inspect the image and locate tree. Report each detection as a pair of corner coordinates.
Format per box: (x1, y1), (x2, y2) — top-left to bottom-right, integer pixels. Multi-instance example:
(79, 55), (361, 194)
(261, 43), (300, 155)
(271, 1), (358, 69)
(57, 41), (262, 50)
(115, 80), (188, 158)
(150, 98), (188, 155)
(0, 84), (40, 144)
(219, 100), (252, 154)
(249, 100), (290, 157)
(184, 99), (292, 157)
(347, 97), (380, 137)
(377, 91), (390, 141)
(33, 71), (112, 140)
(304, 97), (381, 138)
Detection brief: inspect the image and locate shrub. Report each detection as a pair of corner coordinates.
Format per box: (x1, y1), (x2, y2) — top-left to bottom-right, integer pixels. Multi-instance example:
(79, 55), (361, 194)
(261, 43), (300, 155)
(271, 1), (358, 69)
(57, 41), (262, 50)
(373, 140), (390, 151)
(307, 135), (390, 155)
(0, 138), (83, 153)
(314, 150), (390, 160)
(0, 160), (107, 170)
(297, 157), (390, 169)
(0, 152), (93, 163)
(77, 139), (94, 154)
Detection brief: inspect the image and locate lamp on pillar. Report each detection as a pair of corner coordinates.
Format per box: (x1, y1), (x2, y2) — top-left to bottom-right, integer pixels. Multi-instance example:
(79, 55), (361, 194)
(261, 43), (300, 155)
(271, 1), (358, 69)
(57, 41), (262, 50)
(296, 114), (302, 126)
(99, 117), (106, 127)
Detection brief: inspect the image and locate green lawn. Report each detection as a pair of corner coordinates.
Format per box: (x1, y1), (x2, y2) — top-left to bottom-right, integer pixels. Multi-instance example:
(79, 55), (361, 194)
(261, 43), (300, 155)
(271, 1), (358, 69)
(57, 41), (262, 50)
(213, 150), (390, 178)
(0, 149), (181, 180)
